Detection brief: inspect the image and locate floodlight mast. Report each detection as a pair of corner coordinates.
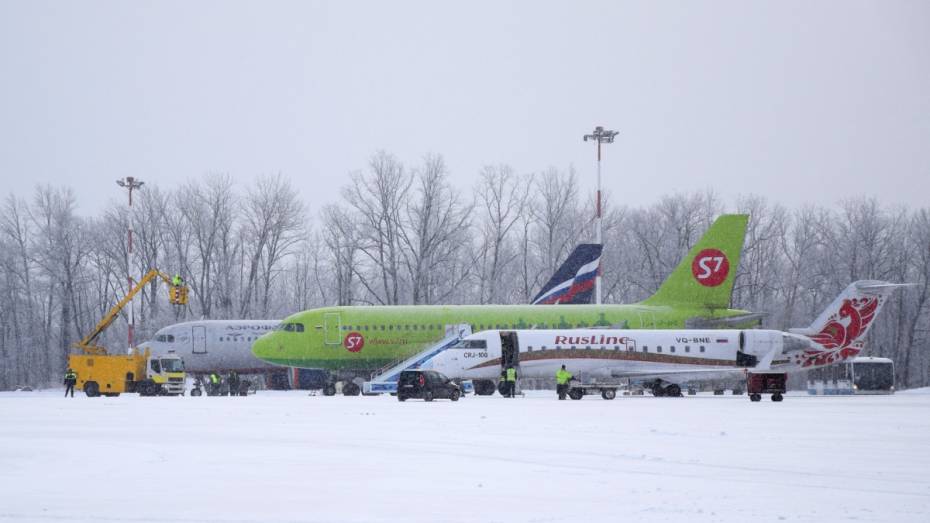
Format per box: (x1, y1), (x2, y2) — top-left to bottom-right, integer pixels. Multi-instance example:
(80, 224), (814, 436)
(583, 126), (618, 305)
(116, 176), (144, 353)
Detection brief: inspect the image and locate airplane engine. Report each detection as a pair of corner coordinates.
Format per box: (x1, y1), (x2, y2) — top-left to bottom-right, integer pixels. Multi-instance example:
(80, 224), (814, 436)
(738, 330), (784, 366)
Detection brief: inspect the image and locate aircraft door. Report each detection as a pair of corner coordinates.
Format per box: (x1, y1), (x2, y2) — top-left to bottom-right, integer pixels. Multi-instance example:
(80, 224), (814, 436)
(324, 313), (341, 345)
(499, 331), (520, 397)
(192, 326), (207, 354)
(500, 331), (519, 369)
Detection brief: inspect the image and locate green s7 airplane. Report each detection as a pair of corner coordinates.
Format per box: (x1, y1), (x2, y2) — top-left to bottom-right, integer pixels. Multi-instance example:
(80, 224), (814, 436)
(252, 215), (756, 378)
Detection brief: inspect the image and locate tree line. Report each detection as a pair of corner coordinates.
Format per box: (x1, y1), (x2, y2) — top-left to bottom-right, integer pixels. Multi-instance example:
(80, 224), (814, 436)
(1, 151), (927, 389)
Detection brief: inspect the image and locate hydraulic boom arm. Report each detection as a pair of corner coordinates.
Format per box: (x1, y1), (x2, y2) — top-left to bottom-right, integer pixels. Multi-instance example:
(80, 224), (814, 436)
(73, 269), (187, 354)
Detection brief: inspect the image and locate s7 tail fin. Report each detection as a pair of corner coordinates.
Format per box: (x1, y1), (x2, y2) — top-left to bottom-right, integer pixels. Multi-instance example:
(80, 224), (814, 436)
(641, 214), (748, 309)
(532, 244), (602, 305)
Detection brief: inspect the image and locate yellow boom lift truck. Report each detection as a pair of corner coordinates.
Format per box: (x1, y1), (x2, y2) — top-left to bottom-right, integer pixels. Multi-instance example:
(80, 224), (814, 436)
(68, 270), (189, 397)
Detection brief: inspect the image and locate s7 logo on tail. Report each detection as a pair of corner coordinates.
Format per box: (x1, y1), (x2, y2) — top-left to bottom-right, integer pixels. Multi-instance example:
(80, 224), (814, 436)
(692, 249), (730, 287)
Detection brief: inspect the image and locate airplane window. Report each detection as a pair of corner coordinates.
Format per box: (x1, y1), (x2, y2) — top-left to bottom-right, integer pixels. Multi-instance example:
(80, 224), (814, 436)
(380, 325), (385, 331)
(670, 346), (676, 353)
(685, 346), (690, 352)
(700, 346), (706, 352)
(527, 346), (533, 352)
(570, 346), (576, 350)
(642, 346), (648, 352)
(585, 345), (591, 350)
(657, 346), (662, 353)
(412, 325), (418, 330)
(405, 325), (411, 330)
(388, 325), (393, 331)
(541, 346), (547, 350)
(614, 346), (620, 351)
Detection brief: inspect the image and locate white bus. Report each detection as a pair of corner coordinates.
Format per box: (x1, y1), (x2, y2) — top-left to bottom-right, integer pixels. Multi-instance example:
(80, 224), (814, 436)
(807, 356), (895, 395)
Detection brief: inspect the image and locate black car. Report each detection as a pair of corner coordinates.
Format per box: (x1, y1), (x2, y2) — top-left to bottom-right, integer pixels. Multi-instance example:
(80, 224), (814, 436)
(397, 370), (461, 402)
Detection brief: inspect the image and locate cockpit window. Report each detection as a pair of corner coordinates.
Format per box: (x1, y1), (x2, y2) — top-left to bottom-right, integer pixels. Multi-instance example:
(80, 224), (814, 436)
(155, 334), (175, 343)
(282, 323), (305, 333)
(453, 339), (487, 349)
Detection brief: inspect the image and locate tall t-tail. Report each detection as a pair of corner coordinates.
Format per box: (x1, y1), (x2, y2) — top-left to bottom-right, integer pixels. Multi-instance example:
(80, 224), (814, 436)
(785, 280), (909, 368)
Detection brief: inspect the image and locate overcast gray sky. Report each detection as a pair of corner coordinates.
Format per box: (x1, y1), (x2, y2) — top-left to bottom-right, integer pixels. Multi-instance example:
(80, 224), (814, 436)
(1, 1), (927, 215)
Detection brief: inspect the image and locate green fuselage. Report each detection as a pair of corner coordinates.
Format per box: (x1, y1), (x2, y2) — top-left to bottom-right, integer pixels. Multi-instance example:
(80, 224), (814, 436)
(251, 304), (753, 371)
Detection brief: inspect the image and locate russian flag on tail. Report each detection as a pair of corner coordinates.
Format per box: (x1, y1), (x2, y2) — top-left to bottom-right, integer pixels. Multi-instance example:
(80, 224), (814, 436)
(531, 244), (603, 305)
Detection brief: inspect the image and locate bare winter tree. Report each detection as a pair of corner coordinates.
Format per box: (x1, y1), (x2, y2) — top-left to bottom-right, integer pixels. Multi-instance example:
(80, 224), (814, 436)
(474, 165), (528, 304)
(399, 154), (472, 305)
(343, 152), (411, 305)
(320, 204), (360, 306)
(179, 174), (238, 318)
(239, 174), (306, 318)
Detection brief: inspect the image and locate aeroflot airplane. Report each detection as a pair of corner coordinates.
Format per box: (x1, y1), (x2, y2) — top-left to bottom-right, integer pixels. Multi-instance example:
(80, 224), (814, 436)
(140, 238), (608, 382)
(252, 215), (756, 374)
(427, 280), (906, 396)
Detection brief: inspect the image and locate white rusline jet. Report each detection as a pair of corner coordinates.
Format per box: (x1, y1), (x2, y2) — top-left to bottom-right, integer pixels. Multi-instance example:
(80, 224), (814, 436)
(428, 280), (906, 398)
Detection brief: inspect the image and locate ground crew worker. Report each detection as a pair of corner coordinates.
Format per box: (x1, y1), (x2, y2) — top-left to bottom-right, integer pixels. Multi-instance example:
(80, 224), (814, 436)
(209, 372), (221, 396)
(505, 365), (517, 398)
(63, 368), (77, 398)
(227, 370), (240, 396)
(555, 365), (573, 400)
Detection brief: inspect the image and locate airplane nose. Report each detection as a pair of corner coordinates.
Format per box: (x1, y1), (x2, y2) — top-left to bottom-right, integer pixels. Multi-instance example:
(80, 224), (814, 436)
(251, 334), (272, 361)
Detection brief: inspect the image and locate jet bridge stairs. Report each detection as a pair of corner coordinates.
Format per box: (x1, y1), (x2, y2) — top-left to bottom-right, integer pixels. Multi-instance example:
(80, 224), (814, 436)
(363, 324), (473, 395)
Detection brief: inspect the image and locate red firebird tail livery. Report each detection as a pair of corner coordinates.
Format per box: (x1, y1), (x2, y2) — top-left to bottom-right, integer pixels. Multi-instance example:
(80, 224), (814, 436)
(789, 281), (909, 368)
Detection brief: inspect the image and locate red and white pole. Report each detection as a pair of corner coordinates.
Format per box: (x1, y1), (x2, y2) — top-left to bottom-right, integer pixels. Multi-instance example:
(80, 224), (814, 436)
(595, 139), (602, 305)
(583, 126), (617, 306)
(117, 177), (144, 353)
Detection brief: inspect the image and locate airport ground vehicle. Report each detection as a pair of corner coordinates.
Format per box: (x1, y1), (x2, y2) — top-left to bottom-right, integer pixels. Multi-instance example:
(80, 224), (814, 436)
(566, 382), (619, 400)
(68, 348), (185, 397)
(397, 370), (461, 402)
(747, 372), (786, 402)
(806, 356), (895, 395)
(69, 268), (188, 396)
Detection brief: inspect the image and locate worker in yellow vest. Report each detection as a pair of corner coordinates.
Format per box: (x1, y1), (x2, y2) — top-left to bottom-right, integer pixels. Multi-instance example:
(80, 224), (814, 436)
(63, 368), (77, 398)
(505, 366), (517, 398)
(555, 365), (573, 400)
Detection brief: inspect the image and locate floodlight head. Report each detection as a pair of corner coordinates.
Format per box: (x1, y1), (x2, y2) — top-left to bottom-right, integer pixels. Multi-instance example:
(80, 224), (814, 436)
(116, 180), (125, 187)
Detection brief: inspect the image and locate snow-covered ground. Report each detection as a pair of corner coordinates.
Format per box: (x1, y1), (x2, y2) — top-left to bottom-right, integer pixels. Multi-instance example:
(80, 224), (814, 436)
(1, 389), (928, 523)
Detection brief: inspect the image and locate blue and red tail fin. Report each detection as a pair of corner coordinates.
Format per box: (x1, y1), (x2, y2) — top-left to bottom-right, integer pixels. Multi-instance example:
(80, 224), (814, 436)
(532, 244), (602, 305)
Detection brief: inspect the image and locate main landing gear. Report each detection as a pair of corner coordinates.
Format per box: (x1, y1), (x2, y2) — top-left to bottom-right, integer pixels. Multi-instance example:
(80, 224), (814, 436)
(650, 382), (683, 397)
